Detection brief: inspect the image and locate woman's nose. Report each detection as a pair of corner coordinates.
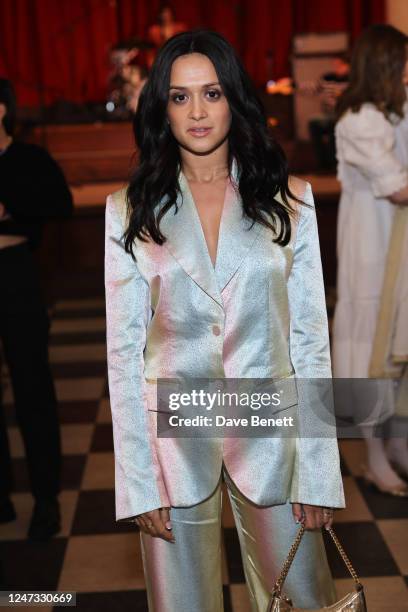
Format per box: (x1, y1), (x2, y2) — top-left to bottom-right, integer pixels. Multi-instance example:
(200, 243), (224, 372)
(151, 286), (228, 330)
(189, 96), (207, 120)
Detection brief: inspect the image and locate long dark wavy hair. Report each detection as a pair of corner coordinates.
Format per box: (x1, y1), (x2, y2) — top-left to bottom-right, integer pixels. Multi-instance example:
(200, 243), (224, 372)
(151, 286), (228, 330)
(336, 24), (408, 121)
(124, 29), (305, 259)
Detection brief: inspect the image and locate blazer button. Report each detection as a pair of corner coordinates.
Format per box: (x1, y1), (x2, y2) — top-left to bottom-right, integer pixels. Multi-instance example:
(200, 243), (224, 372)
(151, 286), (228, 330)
(212, 325), (221, 336)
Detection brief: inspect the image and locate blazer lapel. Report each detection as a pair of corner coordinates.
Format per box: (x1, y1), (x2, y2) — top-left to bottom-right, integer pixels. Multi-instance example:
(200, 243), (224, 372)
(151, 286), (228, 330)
(214, 161), (263, 294)
(158, 171), (224, 308)
(158, 157), (263, 309)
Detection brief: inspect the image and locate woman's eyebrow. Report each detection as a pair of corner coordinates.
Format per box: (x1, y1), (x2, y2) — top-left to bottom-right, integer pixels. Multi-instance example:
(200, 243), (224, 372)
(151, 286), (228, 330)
(169, 81), (220, 90)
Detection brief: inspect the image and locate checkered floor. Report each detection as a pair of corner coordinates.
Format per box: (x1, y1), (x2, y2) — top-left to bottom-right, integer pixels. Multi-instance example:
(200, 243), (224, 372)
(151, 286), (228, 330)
(0, 297), (407, 612)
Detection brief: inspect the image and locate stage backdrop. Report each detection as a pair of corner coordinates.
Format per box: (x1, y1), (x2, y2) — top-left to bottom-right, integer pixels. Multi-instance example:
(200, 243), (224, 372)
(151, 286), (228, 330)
(0, 0), (384, 107)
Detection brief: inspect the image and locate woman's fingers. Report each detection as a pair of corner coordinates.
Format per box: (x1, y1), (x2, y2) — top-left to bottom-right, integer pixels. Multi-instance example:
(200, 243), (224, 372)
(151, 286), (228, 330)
(322, 507), (335, 531)
(158, 507), (175, 542)
(159, 507), (173, 532)
(135, 508), (175, 543)
(302, 504), (335, 530)
(134, 514), (151, 534)
(146, 509), (167, 539)
(134, 516), (148, 533)
(301, 505), (316, 529)
(291, 502), (305, 524)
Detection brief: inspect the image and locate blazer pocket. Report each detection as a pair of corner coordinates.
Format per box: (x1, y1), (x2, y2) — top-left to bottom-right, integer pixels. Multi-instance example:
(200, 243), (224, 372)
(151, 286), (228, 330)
(144, 378), (183, 413)
(245, 373), (298, 416)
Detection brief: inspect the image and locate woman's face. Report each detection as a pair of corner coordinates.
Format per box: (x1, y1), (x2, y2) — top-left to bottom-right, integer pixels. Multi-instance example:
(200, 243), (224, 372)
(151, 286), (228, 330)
(166, 52), (232, 156)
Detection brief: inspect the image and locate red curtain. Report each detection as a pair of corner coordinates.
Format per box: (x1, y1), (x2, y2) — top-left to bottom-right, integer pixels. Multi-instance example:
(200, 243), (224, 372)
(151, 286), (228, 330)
(0, 0), (385, 107)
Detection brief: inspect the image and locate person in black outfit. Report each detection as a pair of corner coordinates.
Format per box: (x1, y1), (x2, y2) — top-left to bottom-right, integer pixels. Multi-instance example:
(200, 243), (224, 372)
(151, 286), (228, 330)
(0, 78), (73, 541)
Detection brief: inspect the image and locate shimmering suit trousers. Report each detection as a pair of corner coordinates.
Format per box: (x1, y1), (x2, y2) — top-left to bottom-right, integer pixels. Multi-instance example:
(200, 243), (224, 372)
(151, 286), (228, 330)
(139, 462), (337, 612)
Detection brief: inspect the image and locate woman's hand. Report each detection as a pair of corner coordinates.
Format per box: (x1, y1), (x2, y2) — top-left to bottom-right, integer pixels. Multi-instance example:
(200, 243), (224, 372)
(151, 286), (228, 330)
(292, 503), (334, 530)
(133, 506), (175, 543)
(388, 184), (408, 206)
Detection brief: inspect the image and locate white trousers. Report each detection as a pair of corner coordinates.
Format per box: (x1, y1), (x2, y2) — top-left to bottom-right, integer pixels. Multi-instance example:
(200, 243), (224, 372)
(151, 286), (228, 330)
(140, 462), (337, 612)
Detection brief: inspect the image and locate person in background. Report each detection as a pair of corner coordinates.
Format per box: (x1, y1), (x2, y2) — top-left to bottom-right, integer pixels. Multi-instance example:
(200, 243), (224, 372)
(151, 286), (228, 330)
(0, 78), (73, 540)
(146, 4), (187, 69)
(308, 53), (350, 172)
(121, 63), (148, 113)
(333, 25), (408, 496)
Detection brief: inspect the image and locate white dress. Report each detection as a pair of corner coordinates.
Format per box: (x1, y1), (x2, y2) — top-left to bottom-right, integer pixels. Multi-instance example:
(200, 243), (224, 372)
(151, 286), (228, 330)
(332, 101), (408, 425)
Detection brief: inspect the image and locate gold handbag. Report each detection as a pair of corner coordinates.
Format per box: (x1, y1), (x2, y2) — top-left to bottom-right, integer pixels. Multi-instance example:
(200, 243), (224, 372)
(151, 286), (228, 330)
(267, 524), (367, 611)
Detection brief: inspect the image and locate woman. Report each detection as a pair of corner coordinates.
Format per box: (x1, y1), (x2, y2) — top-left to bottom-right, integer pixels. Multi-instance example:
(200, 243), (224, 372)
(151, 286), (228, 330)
(105, 30), (345, 611)
(333, 24), (408, 496)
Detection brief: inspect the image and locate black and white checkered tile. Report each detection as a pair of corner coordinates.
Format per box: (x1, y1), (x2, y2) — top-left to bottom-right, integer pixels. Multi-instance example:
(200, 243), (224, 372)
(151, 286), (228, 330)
(0, 297), (407, 611)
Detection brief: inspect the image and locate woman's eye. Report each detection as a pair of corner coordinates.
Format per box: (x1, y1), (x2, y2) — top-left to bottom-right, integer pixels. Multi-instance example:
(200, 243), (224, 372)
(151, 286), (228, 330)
(171, 94), (186, 103)
(207, 89), (221, 99)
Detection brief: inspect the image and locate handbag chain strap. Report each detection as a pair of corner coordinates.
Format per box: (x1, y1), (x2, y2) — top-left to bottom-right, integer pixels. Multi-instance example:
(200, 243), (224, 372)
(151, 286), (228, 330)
(272, 525), (363, 597)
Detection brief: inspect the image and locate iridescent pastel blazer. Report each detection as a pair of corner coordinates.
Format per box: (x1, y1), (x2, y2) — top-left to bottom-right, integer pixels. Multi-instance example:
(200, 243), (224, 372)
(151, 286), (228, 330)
(104, 158), (345, 522)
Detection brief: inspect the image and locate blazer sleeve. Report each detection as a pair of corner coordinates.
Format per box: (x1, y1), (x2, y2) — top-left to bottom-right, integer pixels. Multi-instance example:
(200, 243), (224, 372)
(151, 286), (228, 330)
(287, 183), (345, 509)
(287, 182), (331, 379)
(104, 193), (165, 521)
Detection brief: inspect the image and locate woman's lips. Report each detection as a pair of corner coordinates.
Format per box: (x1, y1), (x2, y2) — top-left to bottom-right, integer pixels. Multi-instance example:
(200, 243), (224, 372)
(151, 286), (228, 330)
(188, 127), (212, 137)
